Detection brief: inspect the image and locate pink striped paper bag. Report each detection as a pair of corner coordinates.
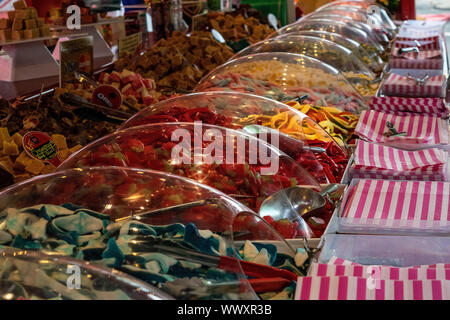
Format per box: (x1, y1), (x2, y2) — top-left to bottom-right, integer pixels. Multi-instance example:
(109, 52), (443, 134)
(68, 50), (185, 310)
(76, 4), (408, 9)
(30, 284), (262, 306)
(295, 276), (450, 300)
(382, 73), (446, 98)
(390, 47), (443, 70)
(369, 97), (449, 118)
(308, 263), (450, 281)
(355, 110), (448, 149)
(339, 179), (450, 234)
(328, 256), (450, 269)
(394, 39), (440, 50)
(350, 140), (448, 181)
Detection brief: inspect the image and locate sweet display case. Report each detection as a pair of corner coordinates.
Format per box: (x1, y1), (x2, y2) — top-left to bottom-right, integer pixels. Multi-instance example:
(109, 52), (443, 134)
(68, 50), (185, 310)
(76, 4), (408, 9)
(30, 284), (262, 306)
(195, 52), (368, 113)
(118, 91), (349, 184)
(274, 31), (385, 75)
(0, 248), (172, 300)
(0, 167), (303, 300)
(270, 19), (385, 60)
(233, 36), (378, 97)
(58, 123), (321, 210)
(316, 1), (397, 33)
(299, 14), (390, 47)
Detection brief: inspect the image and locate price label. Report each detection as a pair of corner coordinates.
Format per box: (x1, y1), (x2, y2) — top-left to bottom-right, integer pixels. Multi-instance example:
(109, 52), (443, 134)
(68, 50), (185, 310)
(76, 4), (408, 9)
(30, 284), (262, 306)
(118, 32), (142, 58)
(59, 36), (94, 87)
(22, 131), (61, 167)
(92, 85), (123, 110)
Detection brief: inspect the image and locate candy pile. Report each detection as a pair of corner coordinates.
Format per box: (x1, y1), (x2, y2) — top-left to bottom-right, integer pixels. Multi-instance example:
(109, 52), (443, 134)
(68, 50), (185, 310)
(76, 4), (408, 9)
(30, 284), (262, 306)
(196, 69), (365, 113)
(0, 0), (50, 42)
(0, 97), (119, 147)
(0, 127), (81, 184)
(0, 96), (120, 185)
(60, 69), (161, 113)
(114, 31), (234, 91)
(205, 12), (274, 43)
(0, 204), (305, 300)
(59, 124), (316, 213)
(286, 102), (359, 145)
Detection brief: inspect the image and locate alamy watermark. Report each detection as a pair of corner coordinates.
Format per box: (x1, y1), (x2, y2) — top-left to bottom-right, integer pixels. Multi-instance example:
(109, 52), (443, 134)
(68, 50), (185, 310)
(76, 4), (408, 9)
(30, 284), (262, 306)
(66, 265), (81, 289)
(66, 5), (81, 30)
(170, 122), (280, 175)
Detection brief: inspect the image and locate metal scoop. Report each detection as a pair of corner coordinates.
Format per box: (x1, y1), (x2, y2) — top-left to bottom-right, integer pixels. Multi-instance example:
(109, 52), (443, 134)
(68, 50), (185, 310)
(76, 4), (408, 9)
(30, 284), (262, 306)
(267, 13), (279, 30)
(258, 184), (339, 222)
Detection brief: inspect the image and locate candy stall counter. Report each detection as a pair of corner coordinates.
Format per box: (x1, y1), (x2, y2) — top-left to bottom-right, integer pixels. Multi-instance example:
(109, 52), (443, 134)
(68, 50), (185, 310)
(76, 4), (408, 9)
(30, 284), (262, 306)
(270, 19), (385, 60)
(276, 31), (385, 75)
(195, 52), (368, 113)
(233, 36), (378, 97)
(0, 167), (305, 300)
(118, 91), (349, 183)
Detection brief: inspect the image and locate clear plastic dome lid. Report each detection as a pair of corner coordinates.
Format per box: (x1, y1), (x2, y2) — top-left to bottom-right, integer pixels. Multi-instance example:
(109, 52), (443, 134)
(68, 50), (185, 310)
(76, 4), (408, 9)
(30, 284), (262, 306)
(316, 1), (397, 32)
(271, 19), (384, 56)
(195, 52), (368, 113)
(59, 123), (321, 213)
(233, 36), (378, 97)
(308, 5), (396, 39)
(301, 13), (391, 46)
(0, 248), (172, 300)
(118, 91), (349, 183)
(274, 31), (385, 75)
(0, 167), (305, 300)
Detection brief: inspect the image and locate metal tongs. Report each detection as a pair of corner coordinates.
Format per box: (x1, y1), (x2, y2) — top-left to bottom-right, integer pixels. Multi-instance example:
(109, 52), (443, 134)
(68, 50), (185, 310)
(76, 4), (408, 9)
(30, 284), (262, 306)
(149, 244), (296, 296)
(407, 73), (429, 86)
(115, 198), (221, 222)
(398, 46), (420, 56)
(163, 277), (289, 299)
(59, 92), (132, 124)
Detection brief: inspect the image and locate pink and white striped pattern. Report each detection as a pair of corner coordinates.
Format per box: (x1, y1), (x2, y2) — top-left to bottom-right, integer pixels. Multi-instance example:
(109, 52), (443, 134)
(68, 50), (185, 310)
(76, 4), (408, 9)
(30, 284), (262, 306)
(389, 58), (443, 70)
(392, 48), (442, 60)
(350, 140), (448, 181)
(355, 110), (448, 148)
(308, 263), (450, 280)
(396, 36), (440, 43)
(295, 276), (450, 300)
(382, 73), (446, 98)
(340, 179), (450, 232)
(394, 39), (440, 50)
(328, 256), (450, 269)
(369, 97), (449, 118)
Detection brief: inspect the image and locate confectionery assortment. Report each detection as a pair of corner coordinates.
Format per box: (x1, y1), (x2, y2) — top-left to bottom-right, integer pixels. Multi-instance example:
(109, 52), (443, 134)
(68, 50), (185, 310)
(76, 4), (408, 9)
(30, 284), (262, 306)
(0, 1), (50, 42)
(194, 54), (368, 113)
(200, 12), (274, 44)
(114, 31), (234, 91)
(0, 0), (449, 301)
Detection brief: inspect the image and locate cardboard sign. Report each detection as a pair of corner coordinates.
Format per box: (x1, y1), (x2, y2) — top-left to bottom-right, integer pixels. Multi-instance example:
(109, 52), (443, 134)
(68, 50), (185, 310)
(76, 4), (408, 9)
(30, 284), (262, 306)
(92, 85), (123, 110)
(118, 32), (142, 58)
(22, 131), (61, 167)
(59, 36), (94, 87)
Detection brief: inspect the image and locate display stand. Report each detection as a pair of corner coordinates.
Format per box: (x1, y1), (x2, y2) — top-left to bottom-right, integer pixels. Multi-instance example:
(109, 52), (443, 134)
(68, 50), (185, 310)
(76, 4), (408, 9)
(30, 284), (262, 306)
(52, 18), (131, 70)
(0, 34), (85, 100)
